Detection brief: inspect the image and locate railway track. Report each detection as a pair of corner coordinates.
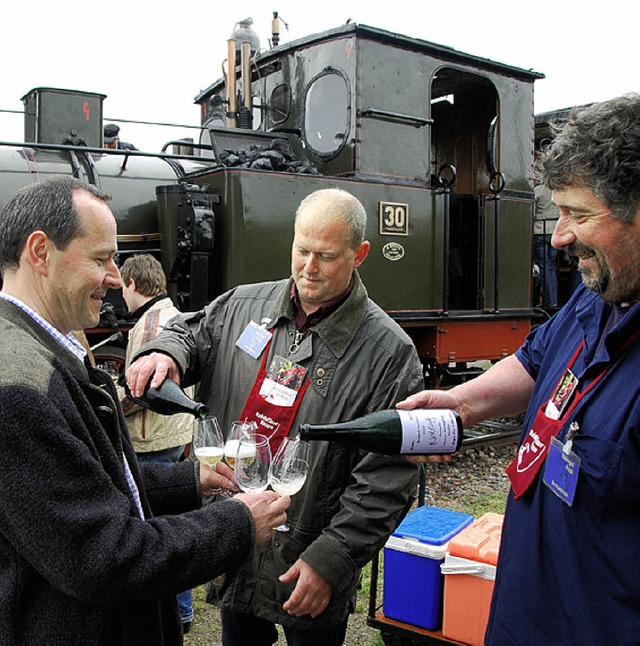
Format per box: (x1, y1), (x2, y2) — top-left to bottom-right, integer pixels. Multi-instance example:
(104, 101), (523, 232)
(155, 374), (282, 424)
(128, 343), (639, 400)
(461, 416), (523, 450)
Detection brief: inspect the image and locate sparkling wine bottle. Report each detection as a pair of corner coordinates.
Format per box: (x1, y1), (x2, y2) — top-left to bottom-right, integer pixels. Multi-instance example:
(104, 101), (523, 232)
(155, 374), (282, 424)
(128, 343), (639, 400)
(298, 409), (463, 455)
(125, 378), (208, 418)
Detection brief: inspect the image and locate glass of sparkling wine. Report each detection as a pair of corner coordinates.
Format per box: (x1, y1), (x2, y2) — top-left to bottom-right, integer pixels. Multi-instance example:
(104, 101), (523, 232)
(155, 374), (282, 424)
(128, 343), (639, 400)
(268, 436), (310, 532)
(193, 416), (225, 493)
(234, 433), (272, 494)
(224, 420), (258, 468)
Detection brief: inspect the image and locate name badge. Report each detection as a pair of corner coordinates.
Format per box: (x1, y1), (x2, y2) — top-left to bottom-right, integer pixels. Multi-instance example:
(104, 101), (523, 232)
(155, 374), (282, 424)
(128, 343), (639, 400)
(259, 355), (307, 407)
(236, 321), (272, 359)
(543, 436), (581, 505)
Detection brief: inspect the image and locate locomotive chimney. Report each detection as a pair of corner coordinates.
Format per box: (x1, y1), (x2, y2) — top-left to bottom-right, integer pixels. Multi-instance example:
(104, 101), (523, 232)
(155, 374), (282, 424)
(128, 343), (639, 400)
(228, 18), (260, 130)
(226, 39), (238, 129)
(239, 41), (253, 129)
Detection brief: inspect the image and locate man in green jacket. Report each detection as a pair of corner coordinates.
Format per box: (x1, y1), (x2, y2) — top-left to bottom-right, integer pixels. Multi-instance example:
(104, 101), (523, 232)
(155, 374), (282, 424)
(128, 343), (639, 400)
(128, 187), (423, 645)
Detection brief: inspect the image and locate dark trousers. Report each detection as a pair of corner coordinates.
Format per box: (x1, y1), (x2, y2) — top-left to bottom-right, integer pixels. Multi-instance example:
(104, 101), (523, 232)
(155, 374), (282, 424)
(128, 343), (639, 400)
(220, 609), (348, 646)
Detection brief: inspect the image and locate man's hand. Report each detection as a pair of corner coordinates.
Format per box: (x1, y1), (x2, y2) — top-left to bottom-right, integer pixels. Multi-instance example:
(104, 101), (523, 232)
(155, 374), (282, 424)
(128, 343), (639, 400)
(280, 559), (332, 618)
(234, 492), (291, 545)
(126, 352), (180, 396)
(200, 461), (240, 497)
(396, 390), (460, 465)
(395, 389), (460, 413)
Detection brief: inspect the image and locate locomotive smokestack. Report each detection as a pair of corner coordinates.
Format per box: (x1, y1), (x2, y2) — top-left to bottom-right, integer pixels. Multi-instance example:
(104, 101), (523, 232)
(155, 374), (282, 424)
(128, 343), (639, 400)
(226, 39), (237, 129)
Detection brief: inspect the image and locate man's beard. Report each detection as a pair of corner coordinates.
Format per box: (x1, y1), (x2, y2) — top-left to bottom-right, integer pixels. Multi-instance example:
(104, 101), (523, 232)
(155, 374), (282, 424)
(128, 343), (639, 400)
(567, 242), (639, 303)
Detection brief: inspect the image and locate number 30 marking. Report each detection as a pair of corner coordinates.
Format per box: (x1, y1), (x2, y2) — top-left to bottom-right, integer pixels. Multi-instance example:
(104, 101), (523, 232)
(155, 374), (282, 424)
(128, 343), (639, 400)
(379, 202), (409, 236)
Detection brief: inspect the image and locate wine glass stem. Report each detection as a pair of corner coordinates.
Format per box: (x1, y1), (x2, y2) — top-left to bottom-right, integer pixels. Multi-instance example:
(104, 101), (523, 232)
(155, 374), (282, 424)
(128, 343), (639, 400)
(272, 492), (290, 532)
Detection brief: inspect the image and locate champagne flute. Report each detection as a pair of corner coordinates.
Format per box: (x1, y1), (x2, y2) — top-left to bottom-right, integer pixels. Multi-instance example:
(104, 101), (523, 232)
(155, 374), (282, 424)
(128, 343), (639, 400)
(97, 360), (119, 380)
(234, 433), (272, 494)
(193, 416), (225, 466)
(193, 417), (226, 495)
(268, 436), (310, 532)
(224, 420), (258, 467)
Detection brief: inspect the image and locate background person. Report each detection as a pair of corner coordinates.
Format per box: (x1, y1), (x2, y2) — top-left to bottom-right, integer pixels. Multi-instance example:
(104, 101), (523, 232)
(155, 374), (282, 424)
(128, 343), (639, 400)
(104, 123), (139, 151)
(127, 187), (423, 646)
(398, 94), (640, 645)
(117, 252), (196, 633)
(533, 181), (560, 306)
(0, 175), (289, 645)
(118, 253), (192, 464)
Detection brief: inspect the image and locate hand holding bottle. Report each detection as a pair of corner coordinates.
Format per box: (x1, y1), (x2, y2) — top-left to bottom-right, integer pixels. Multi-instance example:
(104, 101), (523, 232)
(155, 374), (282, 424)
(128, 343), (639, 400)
(126, 351), (181, 397)
(395, 390), (462, 464)
(123, 376), (208, 417)
(235, 490), (291, 545)
(395, 389), (462, 416)
(299, 408), (462, 456)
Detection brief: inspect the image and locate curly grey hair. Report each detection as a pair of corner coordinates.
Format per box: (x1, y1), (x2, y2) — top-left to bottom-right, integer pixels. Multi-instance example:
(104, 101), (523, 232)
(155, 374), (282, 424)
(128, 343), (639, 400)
(536, 94), (640, 223)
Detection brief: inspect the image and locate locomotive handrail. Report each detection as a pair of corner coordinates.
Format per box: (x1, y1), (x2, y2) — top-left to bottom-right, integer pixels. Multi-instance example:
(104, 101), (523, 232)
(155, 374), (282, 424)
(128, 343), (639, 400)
(360, 108), (433, 127)
(438, 164), (457, 317)
(0, 140), (217, 165)
(488, 171), (506, 313)
(160, 140), (215, 154)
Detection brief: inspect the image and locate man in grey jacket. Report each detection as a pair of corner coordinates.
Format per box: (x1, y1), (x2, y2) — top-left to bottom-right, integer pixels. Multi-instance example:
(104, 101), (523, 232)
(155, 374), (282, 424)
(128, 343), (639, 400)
(0, 176), (288, 645)
(127, 187), (423, 645)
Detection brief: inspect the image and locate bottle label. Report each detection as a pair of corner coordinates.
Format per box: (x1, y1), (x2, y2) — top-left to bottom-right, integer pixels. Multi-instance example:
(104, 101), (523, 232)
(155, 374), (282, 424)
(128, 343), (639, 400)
(398, 409), (459, 454)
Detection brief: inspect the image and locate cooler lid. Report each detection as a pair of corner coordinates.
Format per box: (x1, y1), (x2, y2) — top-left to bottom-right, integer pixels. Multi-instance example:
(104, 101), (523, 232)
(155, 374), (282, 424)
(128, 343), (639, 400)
(385, 534), (449, 559)
(447, 512), (504, 565)
(392, 505), (474, 546)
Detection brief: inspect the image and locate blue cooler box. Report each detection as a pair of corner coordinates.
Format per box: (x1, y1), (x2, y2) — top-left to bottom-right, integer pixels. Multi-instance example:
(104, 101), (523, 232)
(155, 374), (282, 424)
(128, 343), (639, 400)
(383, 505), (474, 630)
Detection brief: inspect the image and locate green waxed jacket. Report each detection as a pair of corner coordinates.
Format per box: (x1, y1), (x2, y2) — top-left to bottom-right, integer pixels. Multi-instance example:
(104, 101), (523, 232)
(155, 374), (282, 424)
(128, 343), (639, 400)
(136, 271), (423, 628)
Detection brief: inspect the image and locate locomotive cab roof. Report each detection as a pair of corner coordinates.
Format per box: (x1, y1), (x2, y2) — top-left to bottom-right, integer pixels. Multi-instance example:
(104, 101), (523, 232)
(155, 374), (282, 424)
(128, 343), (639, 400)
(195, 22), (544, 192)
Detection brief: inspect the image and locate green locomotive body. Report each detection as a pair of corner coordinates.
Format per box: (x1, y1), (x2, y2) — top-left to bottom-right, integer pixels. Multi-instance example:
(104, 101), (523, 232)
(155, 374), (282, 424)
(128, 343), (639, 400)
(0, 22), (544, 383)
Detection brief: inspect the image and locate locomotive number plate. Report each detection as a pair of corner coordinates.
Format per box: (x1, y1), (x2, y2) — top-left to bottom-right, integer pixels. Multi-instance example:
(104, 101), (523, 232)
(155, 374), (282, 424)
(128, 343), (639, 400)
(379, 202), (409, 236)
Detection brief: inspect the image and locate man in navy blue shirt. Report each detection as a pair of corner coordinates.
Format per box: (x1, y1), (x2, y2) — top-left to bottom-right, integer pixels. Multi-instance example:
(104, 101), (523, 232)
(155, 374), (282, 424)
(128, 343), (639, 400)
(399, 94), (640, 645)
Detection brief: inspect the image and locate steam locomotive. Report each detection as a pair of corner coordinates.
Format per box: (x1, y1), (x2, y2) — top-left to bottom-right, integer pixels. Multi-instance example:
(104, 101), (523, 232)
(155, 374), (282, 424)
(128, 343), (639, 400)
(0, 19), (545, 386)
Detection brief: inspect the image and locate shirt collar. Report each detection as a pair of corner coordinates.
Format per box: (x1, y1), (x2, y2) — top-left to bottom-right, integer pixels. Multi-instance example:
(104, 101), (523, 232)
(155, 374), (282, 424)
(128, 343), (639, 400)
(0, 293), (87, 361)
(128, 293), (168, 321)
(289, 275), (354, 332)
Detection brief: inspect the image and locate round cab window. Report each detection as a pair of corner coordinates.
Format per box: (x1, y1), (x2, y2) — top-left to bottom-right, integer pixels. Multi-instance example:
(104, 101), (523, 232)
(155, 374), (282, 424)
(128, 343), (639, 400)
(304, 72), (349, 156)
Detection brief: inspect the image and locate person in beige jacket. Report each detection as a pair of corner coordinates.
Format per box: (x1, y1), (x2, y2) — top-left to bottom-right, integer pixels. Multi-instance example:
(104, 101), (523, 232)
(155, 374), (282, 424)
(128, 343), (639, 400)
(118, 254), (193, 461)
(117, 252), (196, 632)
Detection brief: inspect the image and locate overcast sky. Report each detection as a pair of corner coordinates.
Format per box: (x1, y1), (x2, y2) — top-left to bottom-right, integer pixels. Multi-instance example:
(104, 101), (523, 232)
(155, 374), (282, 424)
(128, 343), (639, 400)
(0, 0), (635, 151)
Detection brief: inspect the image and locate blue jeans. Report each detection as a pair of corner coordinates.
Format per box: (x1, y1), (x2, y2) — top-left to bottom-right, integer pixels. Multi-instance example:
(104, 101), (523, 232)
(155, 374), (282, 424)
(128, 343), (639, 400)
(533, 233), (558, 306)
(136, 445), (185, 466)
(221, 609), (348, 646)
(177, 589), (194, 624)
(136, 445), (193, 624)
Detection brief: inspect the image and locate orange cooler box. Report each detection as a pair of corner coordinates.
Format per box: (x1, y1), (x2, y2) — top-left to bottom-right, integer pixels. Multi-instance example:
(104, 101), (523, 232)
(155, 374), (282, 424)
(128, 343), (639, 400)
(441, 512), (504, 646)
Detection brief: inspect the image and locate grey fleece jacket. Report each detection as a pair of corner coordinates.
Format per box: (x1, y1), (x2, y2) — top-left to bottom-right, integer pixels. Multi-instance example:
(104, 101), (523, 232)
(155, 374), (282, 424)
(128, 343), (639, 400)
(0, 298), (255, 645)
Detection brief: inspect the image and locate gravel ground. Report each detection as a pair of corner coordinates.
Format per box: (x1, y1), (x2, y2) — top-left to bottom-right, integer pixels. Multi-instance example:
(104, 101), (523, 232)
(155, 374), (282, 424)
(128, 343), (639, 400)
(184, 442), (518, 646)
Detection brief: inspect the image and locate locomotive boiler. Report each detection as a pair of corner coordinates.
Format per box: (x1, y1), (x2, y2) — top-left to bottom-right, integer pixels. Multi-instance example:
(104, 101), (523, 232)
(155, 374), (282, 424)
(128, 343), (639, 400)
(0, 21), (544, 386)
